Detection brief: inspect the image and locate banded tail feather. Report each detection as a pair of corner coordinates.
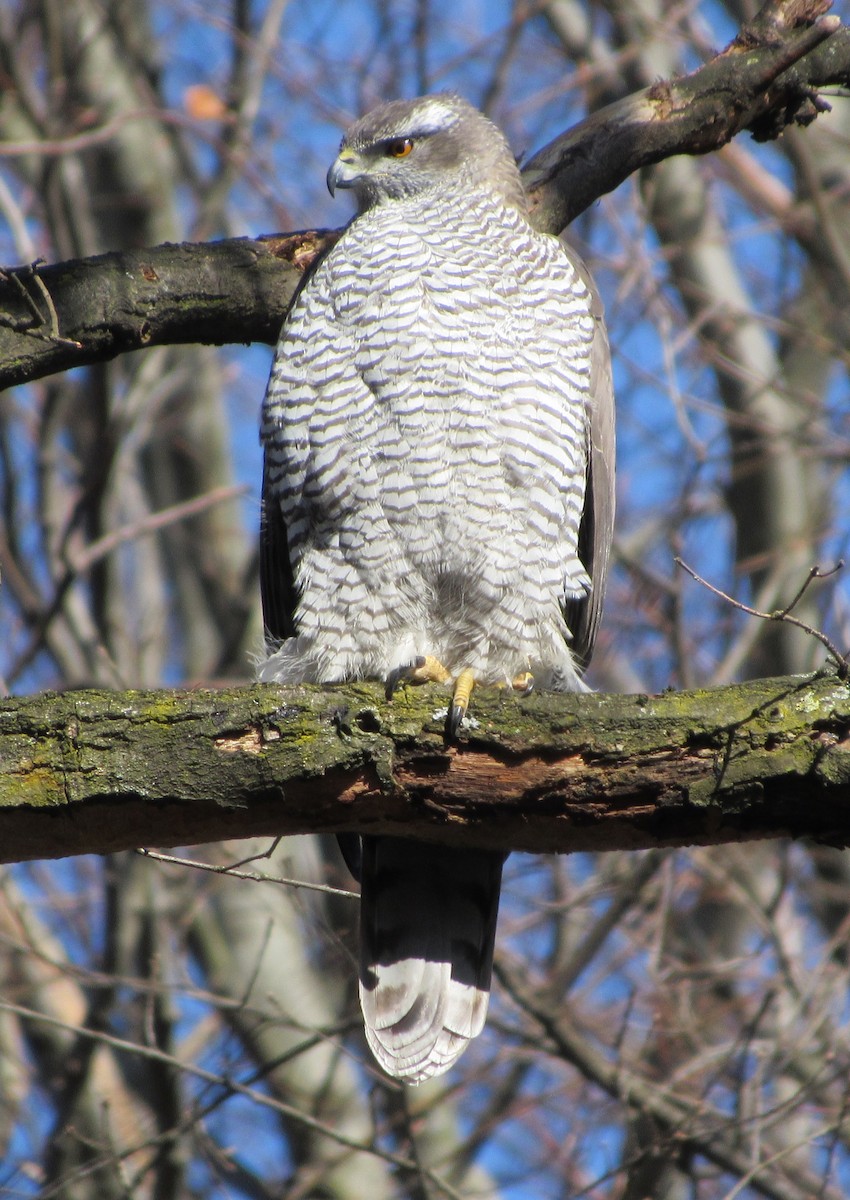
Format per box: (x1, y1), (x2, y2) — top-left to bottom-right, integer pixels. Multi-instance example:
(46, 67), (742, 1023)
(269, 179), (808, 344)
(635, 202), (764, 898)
(359, 837), (504, 1083)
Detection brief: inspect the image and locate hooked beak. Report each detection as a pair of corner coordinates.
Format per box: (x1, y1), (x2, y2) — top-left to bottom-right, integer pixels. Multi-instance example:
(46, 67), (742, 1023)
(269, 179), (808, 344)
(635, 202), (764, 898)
(327, 149), (361, 196)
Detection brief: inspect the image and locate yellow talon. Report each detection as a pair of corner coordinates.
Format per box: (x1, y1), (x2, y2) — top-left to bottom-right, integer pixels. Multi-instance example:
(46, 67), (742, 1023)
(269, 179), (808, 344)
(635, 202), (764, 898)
(452, 668), (475, 714)
(386, 658), (481, 740)
(448, 668), (475, 738)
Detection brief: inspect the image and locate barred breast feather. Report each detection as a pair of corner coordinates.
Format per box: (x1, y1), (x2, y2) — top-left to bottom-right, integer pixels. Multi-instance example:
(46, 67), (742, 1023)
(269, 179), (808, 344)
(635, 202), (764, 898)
(260, 186), (595, 692)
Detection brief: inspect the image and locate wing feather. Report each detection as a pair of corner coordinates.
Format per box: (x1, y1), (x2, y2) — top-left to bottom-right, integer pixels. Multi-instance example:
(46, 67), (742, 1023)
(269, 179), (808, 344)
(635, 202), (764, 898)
(259, 463), (298, 643)
(562, 243), (615, 672)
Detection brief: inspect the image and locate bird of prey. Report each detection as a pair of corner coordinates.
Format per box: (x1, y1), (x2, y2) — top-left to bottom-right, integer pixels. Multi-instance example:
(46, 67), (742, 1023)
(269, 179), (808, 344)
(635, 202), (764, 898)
(259, 94), (615, 1083)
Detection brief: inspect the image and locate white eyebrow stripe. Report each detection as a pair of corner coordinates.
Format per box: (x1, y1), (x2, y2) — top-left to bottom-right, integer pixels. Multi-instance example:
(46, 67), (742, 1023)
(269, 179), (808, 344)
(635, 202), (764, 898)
(394, 100), (459, 137)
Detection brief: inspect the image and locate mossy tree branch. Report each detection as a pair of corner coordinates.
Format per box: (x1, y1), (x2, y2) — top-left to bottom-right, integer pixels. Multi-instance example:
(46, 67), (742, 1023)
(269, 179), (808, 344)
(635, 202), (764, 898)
(3, 672), (850, 865)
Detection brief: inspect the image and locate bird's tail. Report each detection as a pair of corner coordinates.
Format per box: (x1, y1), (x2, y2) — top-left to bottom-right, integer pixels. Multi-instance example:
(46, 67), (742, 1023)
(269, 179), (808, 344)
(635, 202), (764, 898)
(358, 836), (503, 1083)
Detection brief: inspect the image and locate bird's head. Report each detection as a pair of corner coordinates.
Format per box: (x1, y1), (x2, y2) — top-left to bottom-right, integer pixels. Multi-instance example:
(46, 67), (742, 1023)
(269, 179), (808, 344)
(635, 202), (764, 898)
(326, 94), (527, 214)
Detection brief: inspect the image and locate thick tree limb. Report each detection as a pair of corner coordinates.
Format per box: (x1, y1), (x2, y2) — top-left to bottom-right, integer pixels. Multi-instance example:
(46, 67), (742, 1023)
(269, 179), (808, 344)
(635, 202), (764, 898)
(0, 231), (337, 392)
(2, 672), (850, 865)
(1, 0), (847, 391)
(524, 3), (844, 231)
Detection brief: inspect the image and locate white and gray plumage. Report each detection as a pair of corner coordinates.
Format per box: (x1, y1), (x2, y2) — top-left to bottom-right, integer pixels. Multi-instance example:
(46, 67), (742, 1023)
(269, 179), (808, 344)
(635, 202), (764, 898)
(259, 94), (615, 1083)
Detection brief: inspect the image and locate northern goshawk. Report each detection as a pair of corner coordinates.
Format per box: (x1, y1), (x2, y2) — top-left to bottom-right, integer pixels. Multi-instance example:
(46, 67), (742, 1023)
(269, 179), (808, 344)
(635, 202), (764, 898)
(259, 94), (615, 1083)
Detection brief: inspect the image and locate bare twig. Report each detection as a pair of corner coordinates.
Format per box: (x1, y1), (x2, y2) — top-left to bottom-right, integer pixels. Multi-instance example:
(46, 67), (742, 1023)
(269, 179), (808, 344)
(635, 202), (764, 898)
(71, 486), (249, 574)
(675, 558), (849, 676)
(135, 848), (359, 901)
(0, 998), (466, 1200)
(0, 262), (84, 348)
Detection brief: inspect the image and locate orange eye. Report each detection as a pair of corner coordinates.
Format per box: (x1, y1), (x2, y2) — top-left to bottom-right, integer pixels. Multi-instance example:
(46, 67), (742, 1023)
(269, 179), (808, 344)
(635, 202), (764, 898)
(385, 137), (414, 158)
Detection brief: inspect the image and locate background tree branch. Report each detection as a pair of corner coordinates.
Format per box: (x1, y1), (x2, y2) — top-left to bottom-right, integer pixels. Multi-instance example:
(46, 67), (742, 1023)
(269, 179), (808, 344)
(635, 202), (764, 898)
(1, 0), (848, 391)
(3, 671), (850, 865)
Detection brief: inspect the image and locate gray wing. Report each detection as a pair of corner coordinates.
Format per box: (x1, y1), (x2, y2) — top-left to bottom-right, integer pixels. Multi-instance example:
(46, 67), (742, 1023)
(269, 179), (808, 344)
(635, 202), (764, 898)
(260, 459), (366, 879)
(259, 244), (338, 645)
(562, 244), (615, 673)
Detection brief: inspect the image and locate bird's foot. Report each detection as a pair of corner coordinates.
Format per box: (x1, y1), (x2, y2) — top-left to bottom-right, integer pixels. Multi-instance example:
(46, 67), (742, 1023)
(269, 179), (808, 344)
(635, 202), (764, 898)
(494, 670), (535, 696)
(447, 669), (533, 736)
(384, 657), (477, 740)
(385, 654), (452, 700)
(385, 662), (532, 738)
(511, 671), (535, 696)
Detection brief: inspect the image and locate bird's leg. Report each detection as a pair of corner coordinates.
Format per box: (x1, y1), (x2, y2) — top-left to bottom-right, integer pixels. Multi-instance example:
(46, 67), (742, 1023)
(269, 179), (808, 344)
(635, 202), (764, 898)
(385, 654), (452, 699)
(447, 669), (534, 735)
(447, 667), (476, 737)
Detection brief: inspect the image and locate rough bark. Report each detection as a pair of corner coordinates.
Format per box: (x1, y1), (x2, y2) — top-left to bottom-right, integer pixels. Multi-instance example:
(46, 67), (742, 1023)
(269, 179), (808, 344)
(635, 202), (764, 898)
(3, 672), (850, 864)
(0, 231), (335, 392)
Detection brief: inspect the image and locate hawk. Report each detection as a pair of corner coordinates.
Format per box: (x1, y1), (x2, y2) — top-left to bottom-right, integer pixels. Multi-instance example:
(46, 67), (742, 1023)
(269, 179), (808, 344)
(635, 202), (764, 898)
(259, 95), (615, 1082)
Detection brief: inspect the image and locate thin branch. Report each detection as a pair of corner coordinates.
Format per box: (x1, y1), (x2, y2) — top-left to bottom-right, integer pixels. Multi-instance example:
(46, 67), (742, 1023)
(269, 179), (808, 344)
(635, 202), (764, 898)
(777, 561), (844, 618)
(0, 997), (466, 1200)
(675, 558), (849, 676)
(134, 848), (358, 901)
(72, 485), (249, 573)
(495, 962), (845, 1200)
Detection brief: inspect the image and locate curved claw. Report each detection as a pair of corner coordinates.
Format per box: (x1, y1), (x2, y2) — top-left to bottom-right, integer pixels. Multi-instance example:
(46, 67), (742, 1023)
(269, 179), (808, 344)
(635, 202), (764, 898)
(385, 654), (452, 700)
(385, 657), (425, 700)
(447, 703), (465, 739)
